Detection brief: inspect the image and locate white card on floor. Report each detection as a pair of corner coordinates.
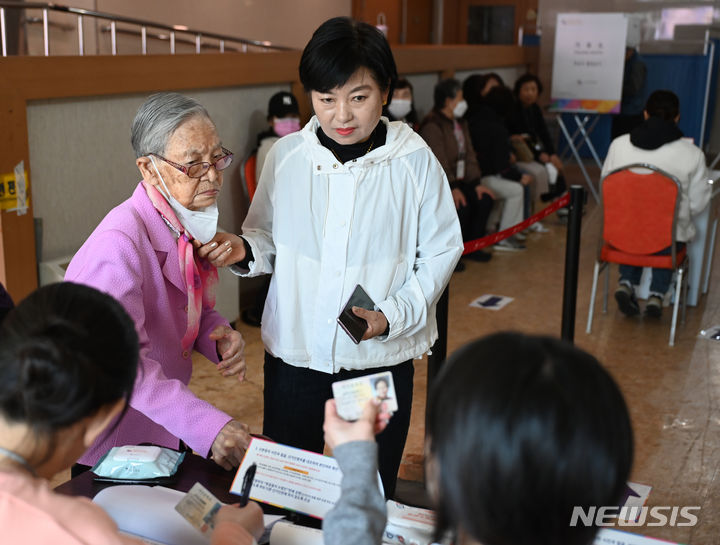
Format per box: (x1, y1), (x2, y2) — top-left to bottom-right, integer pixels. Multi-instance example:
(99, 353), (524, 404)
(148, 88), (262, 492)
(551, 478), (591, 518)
(617, 481), (652, 522)
(332, 370), (398, 421)
(469, 294), (514, 310)
(175, 482), (223, 535)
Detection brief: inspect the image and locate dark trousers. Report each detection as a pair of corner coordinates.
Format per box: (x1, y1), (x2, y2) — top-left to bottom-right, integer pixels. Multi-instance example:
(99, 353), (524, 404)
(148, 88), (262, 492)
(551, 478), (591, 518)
(619, 243), (684, 296)
(262, 352), (414, 499)
(455, 186), (493, 242)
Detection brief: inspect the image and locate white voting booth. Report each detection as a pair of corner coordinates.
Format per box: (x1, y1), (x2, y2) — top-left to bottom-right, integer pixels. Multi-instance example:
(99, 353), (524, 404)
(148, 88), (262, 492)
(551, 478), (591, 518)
(550, 12), (628, 202)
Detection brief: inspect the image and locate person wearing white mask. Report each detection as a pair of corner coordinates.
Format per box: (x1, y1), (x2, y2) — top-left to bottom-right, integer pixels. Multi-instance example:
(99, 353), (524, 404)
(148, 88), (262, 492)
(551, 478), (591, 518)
(420, 79), (525, 258)
(255, 91), (302, 181)
(65, 93), (253, 475)
(383, 77), (418, 130)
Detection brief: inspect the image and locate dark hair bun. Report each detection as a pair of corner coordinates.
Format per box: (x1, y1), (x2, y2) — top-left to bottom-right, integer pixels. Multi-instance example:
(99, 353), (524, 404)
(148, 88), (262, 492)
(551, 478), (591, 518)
(0, 283), (139, 434)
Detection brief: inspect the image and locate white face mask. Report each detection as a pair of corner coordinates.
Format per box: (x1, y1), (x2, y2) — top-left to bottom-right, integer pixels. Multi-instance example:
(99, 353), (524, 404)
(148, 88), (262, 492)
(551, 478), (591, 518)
(387, 99), (412, 120)
(453, 99), (468, 119)
(149, 156), (219, 244)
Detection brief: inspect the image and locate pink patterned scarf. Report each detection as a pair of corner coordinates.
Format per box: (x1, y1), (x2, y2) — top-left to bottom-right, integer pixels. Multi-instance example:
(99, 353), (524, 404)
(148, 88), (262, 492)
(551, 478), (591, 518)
(143, 181), (218, 351)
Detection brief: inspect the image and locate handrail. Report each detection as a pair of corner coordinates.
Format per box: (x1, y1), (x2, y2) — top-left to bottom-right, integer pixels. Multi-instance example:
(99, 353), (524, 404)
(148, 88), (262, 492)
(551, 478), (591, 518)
(0, 1), (295, 56)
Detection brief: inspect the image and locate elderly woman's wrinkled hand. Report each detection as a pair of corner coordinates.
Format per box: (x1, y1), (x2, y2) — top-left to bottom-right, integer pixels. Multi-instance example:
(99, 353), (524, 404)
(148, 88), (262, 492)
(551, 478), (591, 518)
(211, 419), (251, 470)
(210, 325), (246, 381)
(197, 232), (246, 267)
(323, 399), (392, 451)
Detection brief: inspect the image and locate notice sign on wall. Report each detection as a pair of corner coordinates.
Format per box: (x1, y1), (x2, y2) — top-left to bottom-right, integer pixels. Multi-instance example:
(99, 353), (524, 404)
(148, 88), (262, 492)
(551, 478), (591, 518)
(550, 13), (628, 113)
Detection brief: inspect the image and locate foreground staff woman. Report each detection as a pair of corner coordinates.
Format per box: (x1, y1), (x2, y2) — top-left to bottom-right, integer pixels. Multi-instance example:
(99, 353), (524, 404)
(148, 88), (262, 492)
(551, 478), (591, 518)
(0, 283), (263, 544)
(323, 332), (634, 545)
(66, 93), (251, 471)
(200, 17), (463, 497)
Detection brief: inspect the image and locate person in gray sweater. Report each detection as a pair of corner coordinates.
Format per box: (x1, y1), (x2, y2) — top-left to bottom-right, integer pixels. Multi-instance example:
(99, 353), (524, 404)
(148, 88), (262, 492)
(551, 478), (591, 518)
(322, 332), (634, 545)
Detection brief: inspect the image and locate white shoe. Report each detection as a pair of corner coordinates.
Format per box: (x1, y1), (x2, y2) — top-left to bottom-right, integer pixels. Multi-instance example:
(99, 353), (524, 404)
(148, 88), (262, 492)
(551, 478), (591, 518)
(529, 221), (549, 233)
(495, 236), (527, 252)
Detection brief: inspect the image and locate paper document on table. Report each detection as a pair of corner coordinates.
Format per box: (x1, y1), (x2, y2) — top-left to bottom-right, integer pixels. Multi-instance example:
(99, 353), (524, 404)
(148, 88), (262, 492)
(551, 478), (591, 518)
(594, 528), (685, 545)
(384, 500), (436, 545)
(94, 485), (209, 545)
(231, 438), (343, 519)
(268, 521), (324, 545)
(95, 484), (285, 545)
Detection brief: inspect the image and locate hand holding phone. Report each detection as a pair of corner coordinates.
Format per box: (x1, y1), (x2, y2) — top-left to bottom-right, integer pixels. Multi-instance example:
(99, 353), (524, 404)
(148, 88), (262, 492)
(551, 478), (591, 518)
(337, 284), (375, 344)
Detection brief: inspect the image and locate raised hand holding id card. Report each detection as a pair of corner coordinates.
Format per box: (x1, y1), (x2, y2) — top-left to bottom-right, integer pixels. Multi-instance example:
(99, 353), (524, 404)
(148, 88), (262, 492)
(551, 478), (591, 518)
(332, 370), (399, 421)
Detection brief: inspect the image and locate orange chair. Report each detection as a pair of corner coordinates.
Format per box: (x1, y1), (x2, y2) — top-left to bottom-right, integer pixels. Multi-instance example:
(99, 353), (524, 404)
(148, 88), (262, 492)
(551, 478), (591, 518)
(585, 163), (688, 346)
(241, 153), (258, 202)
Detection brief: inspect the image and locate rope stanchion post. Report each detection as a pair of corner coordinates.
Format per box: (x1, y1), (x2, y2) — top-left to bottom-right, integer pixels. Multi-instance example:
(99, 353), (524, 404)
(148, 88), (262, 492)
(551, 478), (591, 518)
(561, 185), (585, 343)
(426, 286), (449, 399)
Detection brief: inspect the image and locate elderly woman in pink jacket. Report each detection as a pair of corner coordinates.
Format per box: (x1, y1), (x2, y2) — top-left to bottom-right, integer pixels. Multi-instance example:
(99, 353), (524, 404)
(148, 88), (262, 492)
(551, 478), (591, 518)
(65, 92), (250, 472)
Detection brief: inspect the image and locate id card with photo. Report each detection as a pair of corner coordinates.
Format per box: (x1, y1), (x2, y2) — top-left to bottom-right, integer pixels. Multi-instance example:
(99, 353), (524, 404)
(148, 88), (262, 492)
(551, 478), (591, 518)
(332, 370), (398, 421)
(174, 482), (223, 535)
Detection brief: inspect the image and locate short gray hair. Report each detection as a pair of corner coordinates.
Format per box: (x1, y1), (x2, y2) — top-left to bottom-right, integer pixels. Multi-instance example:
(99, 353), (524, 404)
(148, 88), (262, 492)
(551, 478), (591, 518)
(131, 92), (212, 158)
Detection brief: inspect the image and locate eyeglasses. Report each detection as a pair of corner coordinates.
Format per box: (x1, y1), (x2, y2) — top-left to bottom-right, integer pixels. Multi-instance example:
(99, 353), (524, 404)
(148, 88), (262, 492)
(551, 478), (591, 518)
(150, 147), (234, 179)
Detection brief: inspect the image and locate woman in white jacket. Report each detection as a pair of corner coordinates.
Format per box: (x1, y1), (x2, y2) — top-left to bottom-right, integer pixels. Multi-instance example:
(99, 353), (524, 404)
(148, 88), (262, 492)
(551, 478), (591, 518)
(199, 17), (463, 498)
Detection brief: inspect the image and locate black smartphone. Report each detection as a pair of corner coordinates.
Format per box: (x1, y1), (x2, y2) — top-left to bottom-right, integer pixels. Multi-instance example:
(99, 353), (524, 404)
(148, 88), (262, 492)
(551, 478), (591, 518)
(337, 284), (375, 344)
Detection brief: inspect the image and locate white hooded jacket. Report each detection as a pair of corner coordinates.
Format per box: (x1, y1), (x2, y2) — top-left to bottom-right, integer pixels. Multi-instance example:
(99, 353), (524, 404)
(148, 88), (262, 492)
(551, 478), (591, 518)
(602, 134), (711, 242)
(234, 116), (463, 373)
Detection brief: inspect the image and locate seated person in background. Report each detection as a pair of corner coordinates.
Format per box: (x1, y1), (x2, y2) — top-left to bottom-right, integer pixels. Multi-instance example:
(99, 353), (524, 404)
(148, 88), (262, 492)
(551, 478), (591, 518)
(420, 78), (508, 261)
(244, 91), (301, 328)
(255, 91), (301, 180)
(463, 79), (546, 234)
(66, 93), (251, 473)
(476, 72), (549, 201)
(0, 283), (263, 545)
(507, 73), (567, 201)
(603, 90), (710, 318)
(322, 332), (634, 545)
(478, 71), (505, 96)
(383, 77), (419, 130)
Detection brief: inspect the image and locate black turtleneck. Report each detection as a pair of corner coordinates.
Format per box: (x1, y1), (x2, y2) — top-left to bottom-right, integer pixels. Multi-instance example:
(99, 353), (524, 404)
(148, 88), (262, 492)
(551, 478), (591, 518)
(316, 122), (387, 164)
(630, 117), (683, 151)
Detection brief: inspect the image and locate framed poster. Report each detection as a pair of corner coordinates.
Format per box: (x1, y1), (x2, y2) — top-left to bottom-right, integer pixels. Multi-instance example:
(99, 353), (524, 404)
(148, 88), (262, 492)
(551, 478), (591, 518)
(550, 13), (628, 113)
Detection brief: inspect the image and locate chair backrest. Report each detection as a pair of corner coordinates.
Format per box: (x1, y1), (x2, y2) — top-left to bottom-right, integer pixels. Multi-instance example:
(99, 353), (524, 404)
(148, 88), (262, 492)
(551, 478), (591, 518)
(600, 163), (681, 256)
(241, 153), (258, 202)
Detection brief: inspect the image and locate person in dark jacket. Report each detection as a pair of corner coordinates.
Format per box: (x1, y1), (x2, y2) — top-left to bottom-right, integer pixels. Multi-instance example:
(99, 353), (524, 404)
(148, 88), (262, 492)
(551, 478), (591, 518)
(463, 80), (537, 227)
(507, 73), (567, 202)
(421, 79), (526, 256)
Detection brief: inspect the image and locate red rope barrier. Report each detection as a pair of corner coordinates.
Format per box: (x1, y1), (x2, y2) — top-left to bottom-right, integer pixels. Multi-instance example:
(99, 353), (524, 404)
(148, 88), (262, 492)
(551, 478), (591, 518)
(462, 193), (571, 255)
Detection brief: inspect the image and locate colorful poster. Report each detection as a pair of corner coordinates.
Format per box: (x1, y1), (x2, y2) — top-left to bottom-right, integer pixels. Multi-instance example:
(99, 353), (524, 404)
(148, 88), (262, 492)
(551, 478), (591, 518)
(550, 13), (628, 113)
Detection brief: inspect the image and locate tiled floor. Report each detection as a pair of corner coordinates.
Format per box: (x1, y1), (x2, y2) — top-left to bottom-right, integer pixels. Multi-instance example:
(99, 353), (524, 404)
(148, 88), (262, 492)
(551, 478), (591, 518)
(53, 171), (720, 544)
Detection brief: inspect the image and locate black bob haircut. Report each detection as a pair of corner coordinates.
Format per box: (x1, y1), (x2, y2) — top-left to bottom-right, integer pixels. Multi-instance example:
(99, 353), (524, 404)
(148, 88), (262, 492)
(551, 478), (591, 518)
(299, 17), (397, 97)
(645, 90), (680, 121)
(514, 72), (544, 97)
(0, 282), (139, 465)
(433, 78), (461, 111)
(427, 332), (633, 545)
